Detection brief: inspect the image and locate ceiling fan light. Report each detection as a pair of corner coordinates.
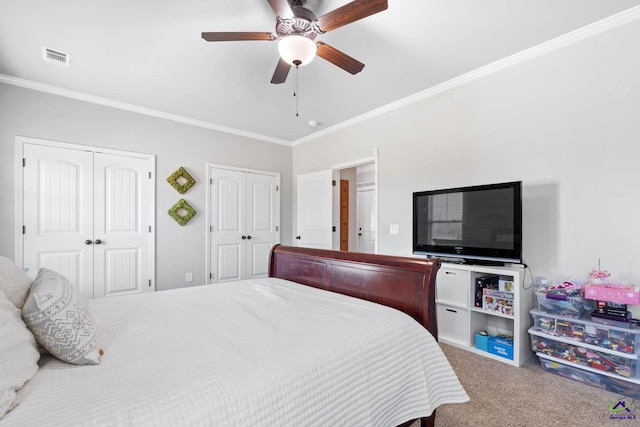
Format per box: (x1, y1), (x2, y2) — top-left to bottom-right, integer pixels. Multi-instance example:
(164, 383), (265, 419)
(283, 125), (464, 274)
(278, 35), (317, 66)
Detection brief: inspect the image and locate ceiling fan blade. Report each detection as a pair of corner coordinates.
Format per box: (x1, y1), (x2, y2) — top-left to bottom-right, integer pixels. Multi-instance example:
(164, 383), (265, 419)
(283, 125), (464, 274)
(316, 42), (364, 75)
(317, 0), (388, 33)
(201, 32), (275, 42)
(267, 0), (294, 19)
(271, 58), (291, 84)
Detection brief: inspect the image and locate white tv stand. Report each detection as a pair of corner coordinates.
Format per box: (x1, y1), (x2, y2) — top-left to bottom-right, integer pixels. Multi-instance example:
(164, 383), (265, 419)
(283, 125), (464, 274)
(435, 262), (534, 366)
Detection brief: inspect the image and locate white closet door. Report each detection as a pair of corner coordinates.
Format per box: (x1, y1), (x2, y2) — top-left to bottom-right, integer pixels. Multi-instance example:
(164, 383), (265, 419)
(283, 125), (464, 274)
(356, 188), (376, 254)
(93, 153), (152, 298)
(209, 168), (246, 283)
(23, 144), (94, 299)
(22, 142), (153, 300)
(245, 172), (279, 279)
(296, 170), (333, 249)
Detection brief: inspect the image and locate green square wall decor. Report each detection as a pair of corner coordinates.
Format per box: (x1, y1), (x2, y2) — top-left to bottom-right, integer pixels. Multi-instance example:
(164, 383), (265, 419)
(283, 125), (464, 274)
(166, 167), (196, 194)
(168, 199), (196, 226)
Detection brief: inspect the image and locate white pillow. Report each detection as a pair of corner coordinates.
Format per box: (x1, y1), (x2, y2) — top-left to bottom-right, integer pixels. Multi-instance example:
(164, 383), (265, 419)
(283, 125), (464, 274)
(0, 257), (32, 309)
(22, 268), (102, 365)
(0, 290), (40, 419)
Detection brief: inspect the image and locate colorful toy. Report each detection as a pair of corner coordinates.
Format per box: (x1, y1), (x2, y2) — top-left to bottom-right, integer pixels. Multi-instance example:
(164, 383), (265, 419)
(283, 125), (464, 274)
(530, 336), (635, 378)
(531, 310), (639, 354)
(590, 259), (611, 283)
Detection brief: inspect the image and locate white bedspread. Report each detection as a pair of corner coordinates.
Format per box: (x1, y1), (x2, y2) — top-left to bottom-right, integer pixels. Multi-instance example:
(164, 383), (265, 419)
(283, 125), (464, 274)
(3, 278), (468, 426)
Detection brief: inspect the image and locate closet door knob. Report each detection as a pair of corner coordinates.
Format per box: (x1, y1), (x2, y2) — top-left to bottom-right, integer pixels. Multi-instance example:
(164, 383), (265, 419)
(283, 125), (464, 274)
(246, 235), (252, 240)
(95, 239), (103, 245)
(296, 236), (301, 240)
(241, 236), (247, 240)
(85, 240), (93, 245)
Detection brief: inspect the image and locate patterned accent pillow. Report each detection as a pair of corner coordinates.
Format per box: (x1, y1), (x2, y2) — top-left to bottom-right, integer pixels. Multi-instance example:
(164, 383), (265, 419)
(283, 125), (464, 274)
(22, 268), (102, 365)
(0, 290), (40, 419)
(0, 256), (33, 310)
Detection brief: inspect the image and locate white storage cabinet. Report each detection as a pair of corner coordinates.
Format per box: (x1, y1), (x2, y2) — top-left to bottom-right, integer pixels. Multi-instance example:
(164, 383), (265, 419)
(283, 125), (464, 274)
(435, 262), (534, 366)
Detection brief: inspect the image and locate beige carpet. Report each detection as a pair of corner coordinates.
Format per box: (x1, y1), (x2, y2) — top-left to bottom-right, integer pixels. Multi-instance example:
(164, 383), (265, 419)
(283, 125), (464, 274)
(434, 344), (638, 427)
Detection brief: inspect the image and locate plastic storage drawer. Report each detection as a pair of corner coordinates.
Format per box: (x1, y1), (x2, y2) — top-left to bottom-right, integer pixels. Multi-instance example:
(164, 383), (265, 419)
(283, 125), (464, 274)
(530, 309), (640, 355)
(530, 330), (638, 379)
(538, 355), (640, 399)
(535, 292), (595, 318)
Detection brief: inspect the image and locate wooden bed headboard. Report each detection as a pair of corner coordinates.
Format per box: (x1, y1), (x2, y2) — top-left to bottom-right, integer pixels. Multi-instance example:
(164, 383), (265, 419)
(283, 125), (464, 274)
(268, 245), (441, 340)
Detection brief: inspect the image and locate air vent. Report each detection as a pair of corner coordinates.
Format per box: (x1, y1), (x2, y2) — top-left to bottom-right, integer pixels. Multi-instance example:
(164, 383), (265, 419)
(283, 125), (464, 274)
(41, 47), (70, 67)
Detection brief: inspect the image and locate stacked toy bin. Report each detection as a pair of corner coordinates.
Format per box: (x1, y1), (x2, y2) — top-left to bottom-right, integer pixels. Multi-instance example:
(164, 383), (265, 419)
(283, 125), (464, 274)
(528, 278), (640, 398)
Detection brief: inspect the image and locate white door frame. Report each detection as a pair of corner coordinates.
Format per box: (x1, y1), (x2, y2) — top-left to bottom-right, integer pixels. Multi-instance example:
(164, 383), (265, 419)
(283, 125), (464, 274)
(331, 153), (379, 253)
(14, 136), (156, 287)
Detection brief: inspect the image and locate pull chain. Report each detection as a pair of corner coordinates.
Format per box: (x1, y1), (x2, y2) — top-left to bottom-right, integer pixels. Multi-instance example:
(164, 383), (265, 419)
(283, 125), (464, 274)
(293, 60), (301, 117)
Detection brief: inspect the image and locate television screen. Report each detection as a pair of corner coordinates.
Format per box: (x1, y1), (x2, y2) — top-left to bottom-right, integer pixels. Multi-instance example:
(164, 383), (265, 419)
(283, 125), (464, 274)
(413, 181), (522, 264)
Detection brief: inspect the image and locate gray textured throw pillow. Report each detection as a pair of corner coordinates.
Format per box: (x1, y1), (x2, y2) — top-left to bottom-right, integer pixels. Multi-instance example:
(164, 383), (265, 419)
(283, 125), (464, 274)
(0, 256), (33, 309)
(22, 268), (102, 365)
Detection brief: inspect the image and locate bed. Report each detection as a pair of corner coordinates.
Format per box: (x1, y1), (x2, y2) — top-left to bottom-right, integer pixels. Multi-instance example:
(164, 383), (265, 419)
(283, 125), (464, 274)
(0, 245), (468, 426)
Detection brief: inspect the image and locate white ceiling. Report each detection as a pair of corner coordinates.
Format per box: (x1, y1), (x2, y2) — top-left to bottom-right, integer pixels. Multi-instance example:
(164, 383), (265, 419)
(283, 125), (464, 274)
(2, 0), (639, 145)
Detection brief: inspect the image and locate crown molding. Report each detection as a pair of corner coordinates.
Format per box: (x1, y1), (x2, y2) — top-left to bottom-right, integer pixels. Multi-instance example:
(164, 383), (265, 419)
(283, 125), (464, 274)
(1, 5), (638, 148)
(0, 74), (291, 146)
(292, 5), (640, 146)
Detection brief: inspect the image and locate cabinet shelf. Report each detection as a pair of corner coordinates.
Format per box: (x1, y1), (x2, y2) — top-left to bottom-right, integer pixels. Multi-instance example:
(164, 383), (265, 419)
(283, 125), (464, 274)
(469, 306), (514, 319)
(435, 262), (533, 366)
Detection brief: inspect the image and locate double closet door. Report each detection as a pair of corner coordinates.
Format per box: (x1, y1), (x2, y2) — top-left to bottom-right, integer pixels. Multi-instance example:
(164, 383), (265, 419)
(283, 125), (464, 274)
(21, 141), (154, 300)
(208, 166), (280, 283)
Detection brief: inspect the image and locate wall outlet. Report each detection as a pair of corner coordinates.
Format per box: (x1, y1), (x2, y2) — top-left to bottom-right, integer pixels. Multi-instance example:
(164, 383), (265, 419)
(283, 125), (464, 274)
(390, 224), (399, 234)
(186, 272), (193, 282)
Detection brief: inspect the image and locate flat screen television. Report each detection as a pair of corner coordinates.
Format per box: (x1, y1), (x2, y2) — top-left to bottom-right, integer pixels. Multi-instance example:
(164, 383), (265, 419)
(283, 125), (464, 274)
(412, 181), (522, 264)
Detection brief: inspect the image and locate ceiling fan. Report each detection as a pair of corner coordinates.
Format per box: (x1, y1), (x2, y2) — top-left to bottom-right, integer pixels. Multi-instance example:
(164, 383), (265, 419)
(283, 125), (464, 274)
(201, 0), (388, 84)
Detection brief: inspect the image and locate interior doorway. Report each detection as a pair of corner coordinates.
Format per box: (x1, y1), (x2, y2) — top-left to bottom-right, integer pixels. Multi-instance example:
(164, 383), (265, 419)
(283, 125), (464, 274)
(334, 160), (377, 253)
(295, 155), (377, 253)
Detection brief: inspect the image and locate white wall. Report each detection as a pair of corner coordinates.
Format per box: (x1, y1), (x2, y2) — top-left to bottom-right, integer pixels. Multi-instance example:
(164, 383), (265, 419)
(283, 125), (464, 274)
(293, 18), (640, 290)
(2, 16), (639, 299)
(0, 83), (293, 291)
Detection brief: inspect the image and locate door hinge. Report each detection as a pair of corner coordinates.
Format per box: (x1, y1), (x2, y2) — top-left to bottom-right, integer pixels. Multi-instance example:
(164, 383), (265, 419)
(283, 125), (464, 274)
(276, 185), (279, 191)
(149, 172), (151, 179)
(332, 180), (336, 186)
(22, 158), (26, 167)
(210, 225), (214, 232)
(22, 225), (26, 234)
(148, 279), (152, 287)
(276, 226), (279, 231)
(332, 226), (336, 232)
(149, 225), (152, 232)
(210, 178), (213, 185)
(209, 273), (213, 280)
